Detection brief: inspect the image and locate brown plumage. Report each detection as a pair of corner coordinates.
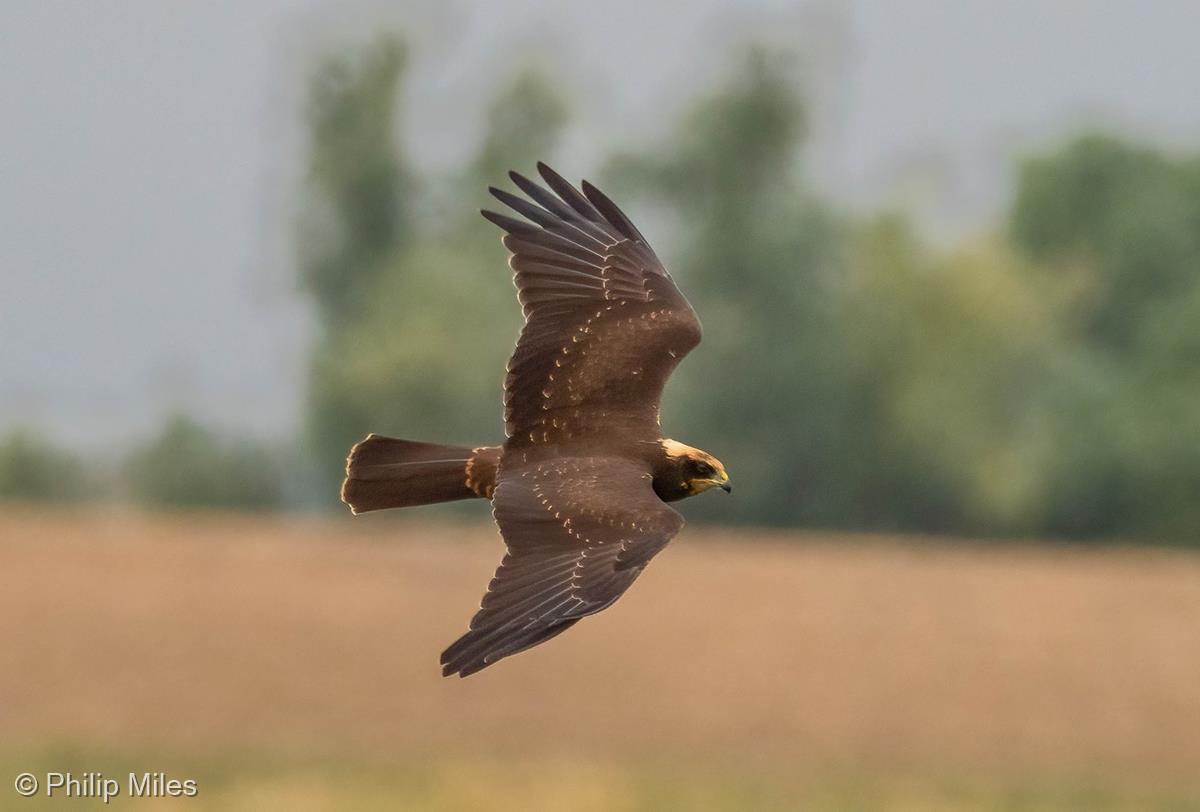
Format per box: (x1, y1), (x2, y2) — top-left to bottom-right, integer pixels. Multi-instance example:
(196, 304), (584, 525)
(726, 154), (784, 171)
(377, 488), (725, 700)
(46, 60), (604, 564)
(341, 163), (731, 677)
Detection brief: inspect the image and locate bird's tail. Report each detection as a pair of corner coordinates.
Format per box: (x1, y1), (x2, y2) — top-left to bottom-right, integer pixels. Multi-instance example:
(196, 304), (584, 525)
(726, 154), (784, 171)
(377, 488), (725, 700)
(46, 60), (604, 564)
(340, 434), (500, 514)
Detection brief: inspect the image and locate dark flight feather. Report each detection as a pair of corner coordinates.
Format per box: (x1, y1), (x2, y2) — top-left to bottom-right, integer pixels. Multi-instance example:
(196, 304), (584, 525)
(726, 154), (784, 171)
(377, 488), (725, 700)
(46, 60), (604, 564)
(439, 458), (684, 677)
(482, 166), (701, 444)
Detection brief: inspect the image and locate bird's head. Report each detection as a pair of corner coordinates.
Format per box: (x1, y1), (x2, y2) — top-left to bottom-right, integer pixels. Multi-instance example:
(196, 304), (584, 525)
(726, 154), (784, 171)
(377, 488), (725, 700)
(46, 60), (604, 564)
(661, 439), (731, 498)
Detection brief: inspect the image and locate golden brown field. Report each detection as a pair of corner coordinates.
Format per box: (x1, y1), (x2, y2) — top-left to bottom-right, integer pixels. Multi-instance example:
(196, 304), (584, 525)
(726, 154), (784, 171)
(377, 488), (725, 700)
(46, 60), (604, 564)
(2, 507), (1198, 810)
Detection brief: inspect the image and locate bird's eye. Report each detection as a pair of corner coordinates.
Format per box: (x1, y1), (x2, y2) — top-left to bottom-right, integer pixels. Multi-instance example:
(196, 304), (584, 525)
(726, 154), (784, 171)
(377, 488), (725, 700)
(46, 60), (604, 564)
(693, 461), (715, 477)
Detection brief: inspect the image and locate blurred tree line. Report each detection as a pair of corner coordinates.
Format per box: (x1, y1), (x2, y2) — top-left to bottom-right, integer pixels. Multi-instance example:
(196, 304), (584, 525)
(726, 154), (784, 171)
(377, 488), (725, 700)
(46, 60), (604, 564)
(286, 35), (1200, 544)
(0, 417), (285, 512)
(120, 416), (285, 511)
(0, 429), (91, 504)
(8, 34), (1196, 545)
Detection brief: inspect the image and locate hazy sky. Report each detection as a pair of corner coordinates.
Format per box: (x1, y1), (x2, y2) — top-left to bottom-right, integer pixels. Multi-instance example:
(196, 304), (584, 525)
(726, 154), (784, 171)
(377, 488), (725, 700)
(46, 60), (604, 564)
(4, 0), (1199, 449)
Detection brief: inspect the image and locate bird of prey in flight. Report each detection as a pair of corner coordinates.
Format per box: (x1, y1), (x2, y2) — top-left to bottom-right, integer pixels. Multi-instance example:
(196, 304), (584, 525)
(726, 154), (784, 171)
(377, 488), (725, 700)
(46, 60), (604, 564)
(341, 163), (731, 677)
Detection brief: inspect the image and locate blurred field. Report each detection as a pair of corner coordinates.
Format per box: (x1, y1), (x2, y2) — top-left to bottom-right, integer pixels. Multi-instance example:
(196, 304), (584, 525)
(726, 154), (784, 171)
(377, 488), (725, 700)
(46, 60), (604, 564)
(2, 508), (1198, 810)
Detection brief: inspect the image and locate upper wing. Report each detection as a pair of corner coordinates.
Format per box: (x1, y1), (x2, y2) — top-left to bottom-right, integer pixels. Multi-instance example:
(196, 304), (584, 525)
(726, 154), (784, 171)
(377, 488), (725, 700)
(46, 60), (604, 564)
(440, 457), (685, 677)
(482, 163), (702, 446)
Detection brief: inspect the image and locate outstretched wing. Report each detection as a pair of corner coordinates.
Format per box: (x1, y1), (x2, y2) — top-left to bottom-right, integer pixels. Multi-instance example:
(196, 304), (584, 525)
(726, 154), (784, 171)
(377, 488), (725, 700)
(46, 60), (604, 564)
(482, 163), (702, 446)
(440, 457), (684, 677)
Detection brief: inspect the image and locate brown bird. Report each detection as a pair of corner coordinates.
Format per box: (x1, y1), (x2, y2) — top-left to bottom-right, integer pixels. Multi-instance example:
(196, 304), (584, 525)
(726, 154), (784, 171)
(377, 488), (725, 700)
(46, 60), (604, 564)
(341, 163), (731, 677)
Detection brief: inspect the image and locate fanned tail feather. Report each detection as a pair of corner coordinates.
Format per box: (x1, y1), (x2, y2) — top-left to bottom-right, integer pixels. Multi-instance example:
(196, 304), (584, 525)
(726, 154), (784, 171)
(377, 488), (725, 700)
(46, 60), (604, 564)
(340, 434), (499, 514)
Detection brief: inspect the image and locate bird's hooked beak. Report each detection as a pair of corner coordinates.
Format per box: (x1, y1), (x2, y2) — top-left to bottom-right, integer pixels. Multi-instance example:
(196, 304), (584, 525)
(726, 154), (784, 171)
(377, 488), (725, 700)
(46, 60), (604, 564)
(714, 469), (732, 494)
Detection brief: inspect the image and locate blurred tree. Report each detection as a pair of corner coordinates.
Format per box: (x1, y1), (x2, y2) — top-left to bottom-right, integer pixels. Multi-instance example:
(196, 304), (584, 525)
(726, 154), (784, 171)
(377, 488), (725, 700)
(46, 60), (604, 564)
(298, 44), (568, 504)
(0, 428), (89, 503)
(842, 218), (1062, 535)
(469, 70), (568, 191)
(1011, 135), (1200, 541)
(326, 68), (568, 449)
(1012, 135), (1200, 352)
(299, 34), (412, 331)
(124, 415), (283, 512)
(299, 35), (415, 493)
(605, 49), (858, 527)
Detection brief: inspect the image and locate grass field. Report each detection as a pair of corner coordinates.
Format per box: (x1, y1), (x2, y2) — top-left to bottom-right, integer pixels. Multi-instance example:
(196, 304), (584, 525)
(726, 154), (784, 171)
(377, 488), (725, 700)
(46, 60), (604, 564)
(2, 508), (1198, 810)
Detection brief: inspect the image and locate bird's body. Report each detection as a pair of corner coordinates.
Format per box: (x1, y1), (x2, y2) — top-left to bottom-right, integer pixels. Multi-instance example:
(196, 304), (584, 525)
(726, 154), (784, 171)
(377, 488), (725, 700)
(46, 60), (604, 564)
(341, 163), (729, 677)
